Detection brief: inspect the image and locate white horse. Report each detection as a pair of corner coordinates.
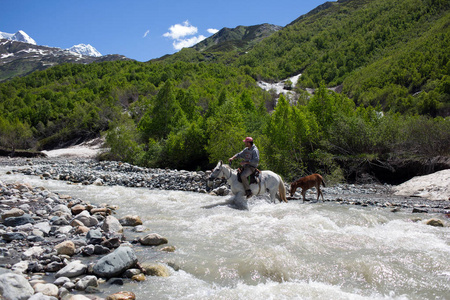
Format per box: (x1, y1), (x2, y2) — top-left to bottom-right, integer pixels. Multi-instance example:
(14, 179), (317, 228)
(208, 160), (288, 209)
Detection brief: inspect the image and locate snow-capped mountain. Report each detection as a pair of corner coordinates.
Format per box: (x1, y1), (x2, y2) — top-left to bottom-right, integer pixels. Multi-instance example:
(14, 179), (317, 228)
(0, 30), (36, 45)
(67, 44), (102, 57)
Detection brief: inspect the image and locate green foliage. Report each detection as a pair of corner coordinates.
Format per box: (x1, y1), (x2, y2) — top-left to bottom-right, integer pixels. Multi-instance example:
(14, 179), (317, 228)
(0, 0), (448, 181)
(0, 118), (33, 151)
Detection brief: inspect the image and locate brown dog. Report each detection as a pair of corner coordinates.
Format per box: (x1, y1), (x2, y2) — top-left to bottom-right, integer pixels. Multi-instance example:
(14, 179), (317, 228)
(290, 174), (325, 202)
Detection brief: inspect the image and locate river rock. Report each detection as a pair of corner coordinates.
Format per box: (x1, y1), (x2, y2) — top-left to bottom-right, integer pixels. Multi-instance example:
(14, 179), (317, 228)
(55, 260), (87, 278)
(11, 261), (29, 273)
(29, 293), (58, 300)
(86, 229), (103, 244)
(92, 246), (138, 278)
(1, 207), (25, 220)
(51, 204), (71, 215)
(119, 215), (143, 226)
(0, 272), (35, 300)
(33, 282), (59, 297)
(22, 246), (45, 259)
(102, 237), (121, 249)
(140, 262), (170, 277)
(55, 240), (76, 256)
(53, 277), (71, 286)
(67, 295), (92, 300)
(101, 215), (123, 233)
(425, 218), (444, 227)
(34, 221), (51, 236)
(2, 231), (27, 241)
(72, 210), (98, 227)
(74, 275), (98, 291)
(3, 214), (35, 227)
(139, 233), (168, 246)
(70, 204), (86, 215)
(106, 291), (136, 300)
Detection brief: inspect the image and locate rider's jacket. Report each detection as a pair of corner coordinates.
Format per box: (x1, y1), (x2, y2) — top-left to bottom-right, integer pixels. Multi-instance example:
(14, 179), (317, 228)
(235, 145), (259, 168)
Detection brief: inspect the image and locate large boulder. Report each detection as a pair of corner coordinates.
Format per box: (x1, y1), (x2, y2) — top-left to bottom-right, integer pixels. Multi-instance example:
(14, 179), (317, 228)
(93, 246), (137, 278)
(0, 272), (35, 300)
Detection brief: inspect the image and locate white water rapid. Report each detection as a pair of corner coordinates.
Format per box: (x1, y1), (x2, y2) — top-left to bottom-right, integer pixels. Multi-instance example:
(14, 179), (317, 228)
(1, 167), (449, 300)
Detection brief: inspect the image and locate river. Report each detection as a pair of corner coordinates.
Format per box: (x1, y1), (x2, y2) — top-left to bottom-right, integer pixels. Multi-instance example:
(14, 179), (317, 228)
(1, 166), (449, 300)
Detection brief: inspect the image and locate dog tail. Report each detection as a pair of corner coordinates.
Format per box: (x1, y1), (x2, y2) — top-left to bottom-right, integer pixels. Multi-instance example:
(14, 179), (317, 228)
(278, 176), (288, 203)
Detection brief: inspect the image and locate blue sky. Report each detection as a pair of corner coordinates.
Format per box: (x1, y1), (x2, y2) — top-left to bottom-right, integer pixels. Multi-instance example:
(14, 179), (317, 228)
(1, 0), (333, 62)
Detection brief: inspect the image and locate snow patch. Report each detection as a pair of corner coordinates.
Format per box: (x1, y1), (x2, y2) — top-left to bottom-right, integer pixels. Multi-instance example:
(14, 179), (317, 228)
(42, 138), (107, 158)
(393, 169), (450, 201)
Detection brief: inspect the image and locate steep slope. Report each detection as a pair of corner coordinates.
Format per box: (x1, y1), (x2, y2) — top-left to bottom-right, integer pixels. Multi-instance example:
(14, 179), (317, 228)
(192, 23), (282, 52)
(235, 0), (449, 115)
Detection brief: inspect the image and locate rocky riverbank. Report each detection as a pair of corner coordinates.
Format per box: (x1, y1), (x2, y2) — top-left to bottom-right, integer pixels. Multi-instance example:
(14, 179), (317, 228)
(0, 178), (175, 300)
(0, 157), (448, 299)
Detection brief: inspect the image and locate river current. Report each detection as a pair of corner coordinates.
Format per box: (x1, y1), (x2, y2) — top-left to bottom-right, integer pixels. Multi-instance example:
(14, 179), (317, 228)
(1, 168), (449, 300)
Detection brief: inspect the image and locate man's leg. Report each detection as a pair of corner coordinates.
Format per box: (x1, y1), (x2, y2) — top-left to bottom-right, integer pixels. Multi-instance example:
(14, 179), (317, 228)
(240, 166), (255, 198)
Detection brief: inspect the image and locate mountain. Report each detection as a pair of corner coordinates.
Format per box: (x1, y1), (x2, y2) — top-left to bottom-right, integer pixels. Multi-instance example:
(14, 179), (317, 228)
(0, 30), (36, 45)
(67, 44), (102, 57)
(0, 39), (130, 82)
(192, 23), (282, 52)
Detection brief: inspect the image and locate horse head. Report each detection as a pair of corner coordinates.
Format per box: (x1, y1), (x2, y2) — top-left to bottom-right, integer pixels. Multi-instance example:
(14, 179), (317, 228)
(289, 182), (298, 197)
(209, 160), (224, 180)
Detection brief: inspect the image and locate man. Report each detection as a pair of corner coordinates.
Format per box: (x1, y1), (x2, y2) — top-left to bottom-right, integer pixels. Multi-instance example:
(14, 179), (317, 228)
(229, 137), (260, 198)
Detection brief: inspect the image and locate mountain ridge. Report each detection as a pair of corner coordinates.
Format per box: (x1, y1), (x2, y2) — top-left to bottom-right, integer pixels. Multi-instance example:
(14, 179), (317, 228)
(0, 39), (130, 82)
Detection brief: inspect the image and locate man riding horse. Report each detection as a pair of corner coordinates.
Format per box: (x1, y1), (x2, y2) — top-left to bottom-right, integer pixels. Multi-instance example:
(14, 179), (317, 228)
(228, 137), (259, 198)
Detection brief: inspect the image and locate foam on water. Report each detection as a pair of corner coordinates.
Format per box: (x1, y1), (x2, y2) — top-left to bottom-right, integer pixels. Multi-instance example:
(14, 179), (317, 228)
(1, 169), (449, 299)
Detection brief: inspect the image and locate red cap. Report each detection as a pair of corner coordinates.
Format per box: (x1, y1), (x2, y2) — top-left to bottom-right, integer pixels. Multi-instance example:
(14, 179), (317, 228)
(243, 137), (253, 142)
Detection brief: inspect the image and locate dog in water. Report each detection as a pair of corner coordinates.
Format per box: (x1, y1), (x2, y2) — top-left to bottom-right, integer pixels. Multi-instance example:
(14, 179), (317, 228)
(290, 174), (325, 202)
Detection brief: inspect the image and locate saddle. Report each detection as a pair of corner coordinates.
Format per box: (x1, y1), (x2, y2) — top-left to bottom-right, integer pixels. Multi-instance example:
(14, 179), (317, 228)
(237, 168), (260, 184)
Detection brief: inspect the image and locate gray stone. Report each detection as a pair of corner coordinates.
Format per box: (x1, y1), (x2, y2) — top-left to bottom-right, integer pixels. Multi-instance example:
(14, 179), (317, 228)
(29, 292), (58, 300)
(2, 231), (27, 241)
(139, 233), (168, 246)
(74, 275), (98, 291)
(51, 204), (71, 215)
(92, 246), (137, 278)
(0, 272), (35, 300)
(73, 210), (98, 227)
(55, 260), (87, 278)
(86, 229), (103, 244)
(101, 215), (123, 234)
(3, 214), (35, 227)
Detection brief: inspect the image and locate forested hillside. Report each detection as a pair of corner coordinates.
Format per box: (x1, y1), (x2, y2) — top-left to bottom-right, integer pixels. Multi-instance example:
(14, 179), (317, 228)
(0, 0), (449, 183)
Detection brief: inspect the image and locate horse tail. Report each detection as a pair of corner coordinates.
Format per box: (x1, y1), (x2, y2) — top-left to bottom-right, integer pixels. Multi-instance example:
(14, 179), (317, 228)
(321, 176), (326, 187)
(278, 176), (288, 203)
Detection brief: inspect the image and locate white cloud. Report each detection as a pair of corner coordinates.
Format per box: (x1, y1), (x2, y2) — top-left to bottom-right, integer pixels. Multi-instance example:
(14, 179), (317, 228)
(163, 20), (198, 39)
(173, 35), (207, 50)
(143, 30), (150, 38)
(207, 28), (219, 34)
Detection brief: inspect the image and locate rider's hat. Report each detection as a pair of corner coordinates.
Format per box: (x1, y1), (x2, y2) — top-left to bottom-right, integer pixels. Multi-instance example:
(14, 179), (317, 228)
(243, 137), (253, 142)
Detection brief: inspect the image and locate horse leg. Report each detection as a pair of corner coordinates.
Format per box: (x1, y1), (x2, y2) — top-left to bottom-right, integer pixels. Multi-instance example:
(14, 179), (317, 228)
(269, 189), (277, 204)
(319, 187), (324, 202)
(234, 191), (249, 210)
(301, 189), (306, 203)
